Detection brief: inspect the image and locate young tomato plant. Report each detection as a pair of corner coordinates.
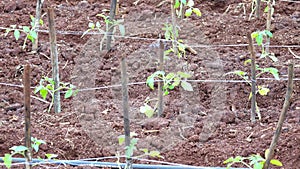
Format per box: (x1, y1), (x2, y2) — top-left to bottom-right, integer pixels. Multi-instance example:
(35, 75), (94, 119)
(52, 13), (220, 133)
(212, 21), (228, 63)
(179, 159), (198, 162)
(226, 63), (279, 119)
(4, 15), (43, 49)
(117, 132), (163, 159)
(174, 0), (201, 18)
(224, 149), (283, 169)
(81, 13), (125, 50)
(251, 30), (277, 62)
(140, 71), (193, 118)
(2, 137), (53, 169)
(34, 76), (77, 112)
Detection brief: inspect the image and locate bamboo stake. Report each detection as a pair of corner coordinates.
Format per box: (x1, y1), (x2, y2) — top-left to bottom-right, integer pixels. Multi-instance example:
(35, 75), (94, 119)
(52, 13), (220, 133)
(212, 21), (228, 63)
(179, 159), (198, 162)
(263, 63), (294, 169)
(121, 57), (132, 169)
(32, 0), (44, 52)
(24, 64), (32, 169)
(157, 40), (164, 117)
(47, 8), (61, 113)
(107, 0), (117, 50)
(247, 33), (257, 123)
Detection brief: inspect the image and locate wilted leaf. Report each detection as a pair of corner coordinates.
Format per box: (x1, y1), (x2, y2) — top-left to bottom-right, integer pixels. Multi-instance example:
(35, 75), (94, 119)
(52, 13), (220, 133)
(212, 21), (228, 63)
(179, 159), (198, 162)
(270, 159), (283, 166)
(193, 8), (201, 16)
(181, 81), (193, 91)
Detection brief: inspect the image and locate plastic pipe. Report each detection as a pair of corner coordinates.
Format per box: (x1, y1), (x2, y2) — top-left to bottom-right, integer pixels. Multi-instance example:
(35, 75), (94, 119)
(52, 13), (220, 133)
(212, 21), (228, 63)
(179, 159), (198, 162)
(0, 158), (247, 169)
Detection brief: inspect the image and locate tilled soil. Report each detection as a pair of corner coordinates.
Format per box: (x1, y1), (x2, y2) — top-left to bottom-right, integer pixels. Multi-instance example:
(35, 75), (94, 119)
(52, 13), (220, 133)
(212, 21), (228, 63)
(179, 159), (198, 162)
(0, 0), (299, 168)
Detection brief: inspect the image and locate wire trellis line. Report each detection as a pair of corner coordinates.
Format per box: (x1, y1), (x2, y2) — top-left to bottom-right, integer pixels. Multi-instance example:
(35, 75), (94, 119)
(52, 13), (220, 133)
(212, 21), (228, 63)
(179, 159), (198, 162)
(1, 26), (300, 49)
(1, 77), (300, 92)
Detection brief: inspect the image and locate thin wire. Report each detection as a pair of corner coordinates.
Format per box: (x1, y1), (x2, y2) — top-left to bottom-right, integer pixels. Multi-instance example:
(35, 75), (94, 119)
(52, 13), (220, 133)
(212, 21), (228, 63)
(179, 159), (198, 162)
(1, 26), (300, 48)
(1, 77), (299, 92)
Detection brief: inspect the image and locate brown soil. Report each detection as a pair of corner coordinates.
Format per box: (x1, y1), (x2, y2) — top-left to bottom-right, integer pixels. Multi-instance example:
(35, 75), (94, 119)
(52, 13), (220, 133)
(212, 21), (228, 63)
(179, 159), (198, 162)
(0, 0), (299, 168)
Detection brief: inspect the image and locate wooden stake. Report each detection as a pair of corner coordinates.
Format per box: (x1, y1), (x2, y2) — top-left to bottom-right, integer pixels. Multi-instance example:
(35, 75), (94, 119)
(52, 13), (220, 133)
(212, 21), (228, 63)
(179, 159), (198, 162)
(32, 0), (44, 52)
(47, 8), (61, 113)
(256, 0), (261, 18)
(247, 33), (256, 123)
(265, 1), (272, 54)
(157, 40), (164, 117)
(24, 64), (32, 169)
(263, 63), (294, 169)
(121, 57), (132, 169)
(107, 0), (117, 50)
(170, 0), (178, 55)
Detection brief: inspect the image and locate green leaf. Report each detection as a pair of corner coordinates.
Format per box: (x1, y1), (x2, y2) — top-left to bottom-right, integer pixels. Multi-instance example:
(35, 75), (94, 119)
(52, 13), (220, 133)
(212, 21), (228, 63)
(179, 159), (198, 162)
(251, 32), (259, 39)
(256, 33), (264, 46)
(264, 67), (279, 80)
(270, 159), (283, 166)
(258, 86), (270, 96)
(14, 30), (20, 40)
(187, 0), (194, 7)
(39, 19), (44, 25)
(166, 72), (175, 80)
(64, 89), (73, 99)
(45, 154), (58, 160)
(172, 77), (181, 87)
(264, 6), (269, 13)
(149, 150), (163, 158)
(177, 71), (192, 78)
(146, 76), (155, 90)
(181, 81), (193, 91)
(141, 148), (148, 154)
(140, 104), (155, 118)
(29, 30), (38, 40)
(34, 85), (43, 94)
(88, 22), (95, 29)
(265, 30), (273, 38)
(174, 0), (180, 8)
(253, 162), (264, 169)
(181, 0), (187, 5)
(265, 149), (270, 159)
(3, 154), (12, 169)
(10, 145), (28, 152)
(193, 8), (202, 16)
(118, 135), (125, 145)
(96, 21), (101, 28)
(118, 24), (125, 36)
(164, 90), (169, 95)
(249, 92), (252, 100)
(185, 8), (193, 17)
(244, 59), (252, 66)
(40, 88), (48, 100)
(22, 26), (30, 32)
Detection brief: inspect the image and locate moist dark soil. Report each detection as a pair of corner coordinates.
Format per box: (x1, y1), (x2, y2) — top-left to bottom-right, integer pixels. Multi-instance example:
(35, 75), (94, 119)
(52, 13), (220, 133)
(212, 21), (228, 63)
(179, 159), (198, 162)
(0, 0), (299, 168)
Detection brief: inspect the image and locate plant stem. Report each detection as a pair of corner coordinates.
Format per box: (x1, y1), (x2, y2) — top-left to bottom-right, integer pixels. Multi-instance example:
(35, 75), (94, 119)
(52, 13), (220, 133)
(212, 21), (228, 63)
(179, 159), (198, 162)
(247, 33), (257, 123)
(170, 0), (178, 55)
(263, 63), (294, 169)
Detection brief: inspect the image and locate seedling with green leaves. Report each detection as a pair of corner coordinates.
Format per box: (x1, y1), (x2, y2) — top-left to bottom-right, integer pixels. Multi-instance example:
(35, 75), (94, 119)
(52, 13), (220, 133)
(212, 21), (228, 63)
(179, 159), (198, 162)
(174, 0), (201, 18)
(82, 13), (125, 50)
(4, 15), (43, 49)
(140, 71), (193, 118)
(117, 132), (163, 159)
(2, 137), (57, 169)
(34, 76), (77, 112)
(251, 30), (277, 62)
(226, 62), (279, 119)
(224, 149), (283, 169)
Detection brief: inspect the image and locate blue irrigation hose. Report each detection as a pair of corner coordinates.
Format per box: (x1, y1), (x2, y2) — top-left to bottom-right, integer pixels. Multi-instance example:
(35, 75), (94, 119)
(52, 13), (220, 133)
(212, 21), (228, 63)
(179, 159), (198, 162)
(0, 158), (247, 169)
